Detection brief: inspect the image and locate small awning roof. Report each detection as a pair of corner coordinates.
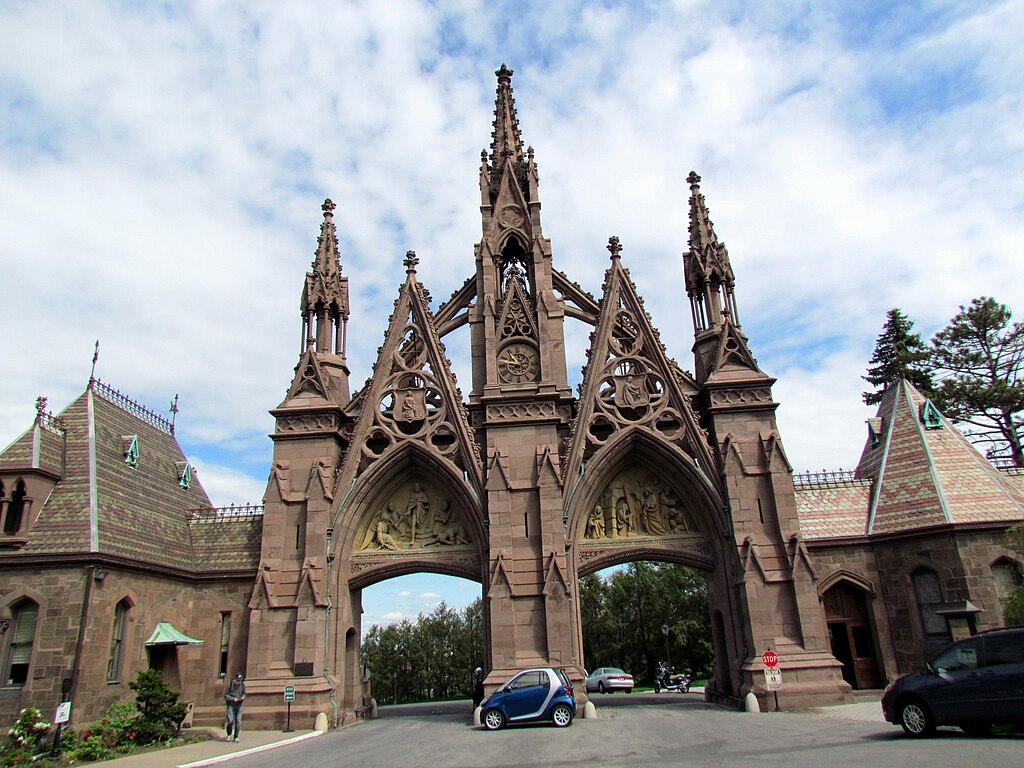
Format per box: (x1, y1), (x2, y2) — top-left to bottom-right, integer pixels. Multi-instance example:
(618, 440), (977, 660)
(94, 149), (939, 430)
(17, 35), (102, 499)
(145, 622), (204, 647)
(935, 600), (982, 617)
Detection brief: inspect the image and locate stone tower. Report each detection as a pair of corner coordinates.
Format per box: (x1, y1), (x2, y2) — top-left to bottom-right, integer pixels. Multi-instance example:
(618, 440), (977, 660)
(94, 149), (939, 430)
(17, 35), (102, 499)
(468, 64), (579, 682)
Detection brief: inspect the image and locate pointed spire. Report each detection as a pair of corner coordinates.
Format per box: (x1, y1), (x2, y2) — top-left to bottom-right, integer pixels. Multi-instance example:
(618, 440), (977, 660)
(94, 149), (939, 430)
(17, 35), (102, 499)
(489, 64), (525, 168)
(296, 199), (351, 402)
(311, 199), (342, 286)
(684, 171), (737, 333)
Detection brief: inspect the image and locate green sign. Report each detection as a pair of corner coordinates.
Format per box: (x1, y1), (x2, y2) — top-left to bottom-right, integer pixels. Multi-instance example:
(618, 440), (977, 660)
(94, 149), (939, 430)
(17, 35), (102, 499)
(284, 685), (295, 702)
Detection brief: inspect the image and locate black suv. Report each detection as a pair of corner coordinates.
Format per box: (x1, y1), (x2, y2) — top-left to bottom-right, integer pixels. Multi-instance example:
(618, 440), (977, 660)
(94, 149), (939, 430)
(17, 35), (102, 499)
(881, 627), (1024, 737)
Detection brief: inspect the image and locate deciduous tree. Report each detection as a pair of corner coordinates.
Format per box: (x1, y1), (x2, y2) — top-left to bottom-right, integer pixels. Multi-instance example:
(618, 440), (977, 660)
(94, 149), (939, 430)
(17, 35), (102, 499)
(930, 297), (1024, 466)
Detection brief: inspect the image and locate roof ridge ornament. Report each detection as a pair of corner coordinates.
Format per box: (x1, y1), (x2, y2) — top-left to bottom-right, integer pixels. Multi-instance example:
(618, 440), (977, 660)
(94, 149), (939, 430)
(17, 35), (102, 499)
(404, 250), (419, 274)
(607, 236), (622, 260)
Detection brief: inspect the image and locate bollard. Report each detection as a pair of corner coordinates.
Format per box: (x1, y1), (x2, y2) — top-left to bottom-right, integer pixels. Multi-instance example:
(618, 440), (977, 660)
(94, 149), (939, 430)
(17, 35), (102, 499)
(744, 691), (760, 713)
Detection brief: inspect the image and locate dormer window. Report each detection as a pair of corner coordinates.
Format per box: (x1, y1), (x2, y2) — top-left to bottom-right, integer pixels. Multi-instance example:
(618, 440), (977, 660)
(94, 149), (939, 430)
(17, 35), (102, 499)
(123, 435), (140, 468)
(866, 418), (883, 448)
(176, 461), (193, 491)
(920, 400), (943, 430)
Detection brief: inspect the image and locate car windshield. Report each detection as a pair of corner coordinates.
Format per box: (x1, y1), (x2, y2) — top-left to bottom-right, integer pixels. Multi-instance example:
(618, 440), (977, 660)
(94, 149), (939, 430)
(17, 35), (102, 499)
(932, 638), (980, 673)
(605, 668), (626, 675)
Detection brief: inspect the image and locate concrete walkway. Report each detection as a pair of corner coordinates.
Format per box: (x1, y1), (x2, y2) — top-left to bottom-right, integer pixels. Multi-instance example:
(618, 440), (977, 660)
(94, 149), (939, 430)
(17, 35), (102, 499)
(98, 728), (322, 768)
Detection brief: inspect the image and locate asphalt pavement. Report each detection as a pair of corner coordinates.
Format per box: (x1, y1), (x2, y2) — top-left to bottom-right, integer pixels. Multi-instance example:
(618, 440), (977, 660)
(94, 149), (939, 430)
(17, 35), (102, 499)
(105, 693), (1022, 768)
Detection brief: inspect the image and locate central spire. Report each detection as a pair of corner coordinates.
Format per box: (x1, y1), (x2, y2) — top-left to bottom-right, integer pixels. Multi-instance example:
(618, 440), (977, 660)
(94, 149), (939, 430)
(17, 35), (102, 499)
(489, 64), (525, 167)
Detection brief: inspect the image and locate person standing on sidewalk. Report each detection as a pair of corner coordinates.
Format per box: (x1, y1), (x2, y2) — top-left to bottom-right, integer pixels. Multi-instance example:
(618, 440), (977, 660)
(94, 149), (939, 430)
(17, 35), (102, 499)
(224, 672), (246, 742)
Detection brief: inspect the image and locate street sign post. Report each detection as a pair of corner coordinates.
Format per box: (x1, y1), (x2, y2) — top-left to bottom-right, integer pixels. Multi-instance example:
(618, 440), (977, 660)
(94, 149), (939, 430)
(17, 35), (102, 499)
(762, 649), (782, 711)
(283, 685), (295, 732)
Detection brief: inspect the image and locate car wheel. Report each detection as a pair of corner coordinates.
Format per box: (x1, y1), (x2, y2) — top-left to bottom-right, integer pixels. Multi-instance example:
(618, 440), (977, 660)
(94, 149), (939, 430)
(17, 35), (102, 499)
(598, 682), (605, 694)
(899, 700), (935, 738)
(625, 688), (633, 694)
(960, 722), (992, 737)
(551, 704), (573, 728)
(483, 709), (506, 731)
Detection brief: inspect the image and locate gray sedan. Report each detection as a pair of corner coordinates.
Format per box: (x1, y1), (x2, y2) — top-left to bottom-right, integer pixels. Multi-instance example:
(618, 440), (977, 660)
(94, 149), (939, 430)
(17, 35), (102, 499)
(585, 667), (634, 694)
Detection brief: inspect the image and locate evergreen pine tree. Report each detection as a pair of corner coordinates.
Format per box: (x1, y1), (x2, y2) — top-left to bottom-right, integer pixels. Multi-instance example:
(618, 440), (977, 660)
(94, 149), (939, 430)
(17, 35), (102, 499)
(930, 297), (1024, 467)
(862, 308), (933, 405)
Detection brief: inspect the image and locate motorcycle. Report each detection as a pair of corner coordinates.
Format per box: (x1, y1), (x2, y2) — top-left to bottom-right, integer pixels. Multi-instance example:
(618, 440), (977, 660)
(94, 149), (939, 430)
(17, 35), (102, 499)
(653, 662), (691, 693)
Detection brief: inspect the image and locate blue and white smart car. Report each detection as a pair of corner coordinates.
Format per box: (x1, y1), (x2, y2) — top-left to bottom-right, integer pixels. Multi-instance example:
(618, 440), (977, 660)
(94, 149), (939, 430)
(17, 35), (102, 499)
(480, 667), (576, 730)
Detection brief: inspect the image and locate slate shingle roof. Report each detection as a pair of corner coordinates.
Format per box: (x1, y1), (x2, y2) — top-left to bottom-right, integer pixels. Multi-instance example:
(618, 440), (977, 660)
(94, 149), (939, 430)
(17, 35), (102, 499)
(0, 384), (262, 573)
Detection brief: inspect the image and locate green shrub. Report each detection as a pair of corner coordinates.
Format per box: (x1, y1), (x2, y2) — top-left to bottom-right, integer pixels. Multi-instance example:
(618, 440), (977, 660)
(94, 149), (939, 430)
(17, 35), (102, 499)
(129, 669), (186, 745)
(8, 707), (49, 748)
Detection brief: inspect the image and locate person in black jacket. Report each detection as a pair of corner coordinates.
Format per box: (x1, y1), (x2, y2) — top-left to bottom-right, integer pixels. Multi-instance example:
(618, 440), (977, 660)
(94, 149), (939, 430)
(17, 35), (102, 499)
(224, 673), (246, 742)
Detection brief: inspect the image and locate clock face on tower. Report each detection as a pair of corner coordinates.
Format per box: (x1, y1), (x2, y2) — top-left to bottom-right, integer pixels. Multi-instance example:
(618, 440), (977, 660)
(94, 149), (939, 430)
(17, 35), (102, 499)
(497, 343), (539, 384)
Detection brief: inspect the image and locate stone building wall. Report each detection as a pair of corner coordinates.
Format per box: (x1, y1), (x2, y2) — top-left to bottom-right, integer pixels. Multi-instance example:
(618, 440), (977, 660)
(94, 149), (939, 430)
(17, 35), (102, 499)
(0, 563), (251, 727)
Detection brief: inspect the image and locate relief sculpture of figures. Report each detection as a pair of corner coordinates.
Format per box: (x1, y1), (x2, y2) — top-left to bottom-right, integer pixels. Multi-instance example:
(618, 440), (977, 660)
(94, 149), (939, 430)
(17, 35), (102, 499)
(428, 500), (470, 545)
(359, 484), (472, 551)
(584, 468), (692, 541)
(585, 504), (606, 539)
(406, 482), (431, 546)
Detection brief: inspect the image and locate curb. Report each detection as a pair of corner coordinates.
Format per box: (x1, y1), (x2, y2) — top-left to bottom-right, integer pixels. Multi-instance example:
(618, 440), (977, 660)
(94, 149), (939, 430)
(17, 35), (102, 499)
(176, 730), (324, 768)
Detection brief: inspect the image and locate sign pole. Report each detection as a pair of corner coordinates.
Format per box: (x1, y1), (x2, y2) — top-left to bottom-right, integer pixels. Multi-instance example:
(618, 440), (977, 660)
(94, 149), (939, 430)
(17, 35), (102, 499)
(761, 648), (783, 711)
(283, 685), (295, 733)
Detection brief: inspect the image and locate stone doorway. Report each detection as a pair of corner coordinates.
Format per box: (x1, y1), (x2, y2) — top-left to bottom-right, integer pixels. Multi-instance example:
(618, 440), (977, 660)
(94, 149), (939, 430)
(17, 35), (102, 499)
(823, 581), (882, 689)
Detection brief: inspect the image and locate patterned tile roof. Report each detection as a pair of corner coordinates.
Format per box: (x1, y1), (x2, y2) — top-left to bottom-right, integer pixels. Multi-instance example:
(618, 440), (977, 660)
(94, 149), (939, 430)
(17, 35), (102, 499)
(796, 379), (1024, 541)
(0, 385), (262, 573)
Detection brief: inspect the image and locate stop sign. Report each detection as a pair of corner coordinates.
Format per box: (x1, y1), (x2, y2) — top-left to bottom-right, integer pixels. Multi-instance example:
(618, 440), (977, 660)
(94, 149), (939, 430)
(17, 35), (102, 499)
(762, 650), (779, 668)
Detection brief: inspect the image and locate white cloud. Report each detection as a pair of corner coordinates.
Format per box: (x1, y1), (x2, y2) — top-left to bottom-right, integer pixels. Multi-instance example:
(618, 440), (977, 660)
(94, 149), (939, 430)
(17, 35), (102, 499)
(3, 2), (1023, 597)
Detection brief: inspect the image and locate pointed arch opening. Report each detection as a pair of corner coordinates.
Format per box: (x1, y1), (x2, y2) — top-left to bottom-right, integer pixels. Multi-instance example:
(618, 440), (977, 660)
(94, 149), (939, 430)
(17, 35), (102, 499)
(340, 444), (485, 588)
(821, 578), (883, 689)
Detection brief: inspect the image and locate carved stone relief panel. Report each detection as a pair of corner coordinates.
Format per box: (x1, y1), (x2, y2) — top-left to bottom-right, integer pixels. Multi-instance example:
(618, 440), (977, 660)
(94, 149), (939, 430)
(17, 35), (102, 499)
(354, 479), (474, 553)
(582, 464), (696, 542)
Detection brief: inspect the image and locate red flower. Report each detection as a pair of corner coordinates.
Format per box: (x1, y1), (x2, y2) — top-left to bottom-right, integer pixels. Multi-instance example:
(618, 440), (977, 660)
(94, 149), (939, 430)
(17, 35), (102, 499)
(83, 731), (92, 739)
(101, 719), (108, 725)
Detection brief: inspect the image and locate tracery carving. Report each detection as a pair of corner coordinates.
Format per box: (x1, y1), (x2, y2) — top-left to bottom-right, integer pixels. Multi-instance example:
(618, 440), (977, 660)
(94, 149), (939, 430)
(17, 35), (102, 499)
(581, 296), (696, 458)
(355, 480), (473, 552)
(357, 293), (477, 473)
(582, 465), (694, 541)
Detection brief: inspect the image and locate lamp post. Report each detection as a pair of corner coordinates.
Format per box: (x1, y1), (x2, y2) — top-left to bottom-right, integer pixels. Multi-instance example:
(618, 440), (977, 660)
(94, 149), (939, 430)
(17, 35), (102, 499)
(661, 624), (671, 670)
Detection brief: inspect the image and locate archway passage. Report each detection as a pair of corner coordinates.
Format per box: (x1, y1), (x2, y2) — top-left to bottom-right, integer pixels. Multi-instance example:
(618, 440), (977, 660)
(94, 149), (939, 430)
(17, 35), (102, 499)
(822, 581), (882, 689)
(358, 574), (484, 706)
(579, 562), (712, 690)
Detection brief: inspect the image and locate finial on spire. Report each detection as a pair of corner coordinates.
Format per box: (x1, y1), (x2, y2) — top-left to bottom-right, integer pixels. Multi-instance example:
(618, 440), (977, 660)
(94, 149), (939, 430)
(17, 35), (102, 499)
(607, 236), (622, 260)
(686, 171), (701, 189)
(322, 198), (336, 217)
(35, 396), (47, 422)
(496, 63), (513, 82)
(404, 250), (419, 273)
(169, 393), (179, 434)
(89, 340), (100, 385)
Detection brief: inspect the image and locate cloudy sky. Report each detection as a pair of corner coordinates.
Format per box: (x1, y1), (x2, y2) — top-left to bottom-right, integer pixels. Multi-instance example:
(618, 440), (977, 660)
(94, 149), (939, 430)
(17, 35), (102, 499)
(3, 0), (1023, 628)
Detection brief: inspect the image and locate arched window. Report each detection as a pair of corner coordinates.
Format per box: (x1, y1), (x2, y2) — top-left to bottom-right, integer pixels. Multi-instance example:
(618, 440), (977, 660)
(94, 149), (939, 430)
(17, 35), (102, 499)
(107, 600), (130, 682)
(4, 600), (39, 686)
(3, 480), (27, 536)
(912, 568), (950, 642)
(992, 559), (1023, 621)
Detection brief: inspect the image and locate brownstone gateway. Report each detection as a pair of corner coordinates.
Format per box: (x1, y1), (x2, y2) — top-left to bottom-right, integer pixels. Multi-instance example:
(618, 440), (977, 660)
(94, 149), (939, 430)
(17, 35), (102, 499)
(245, 64), (851, 722)
(2, 66), (1021, 729)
